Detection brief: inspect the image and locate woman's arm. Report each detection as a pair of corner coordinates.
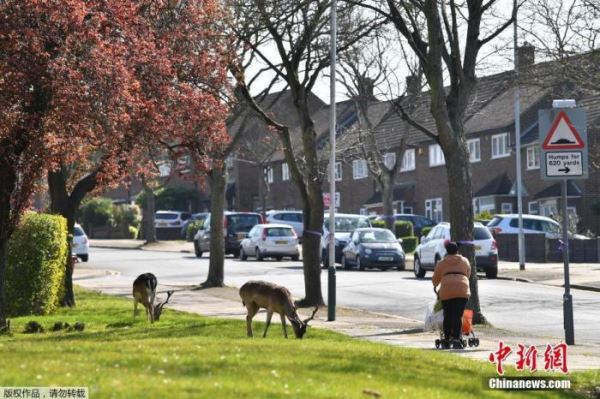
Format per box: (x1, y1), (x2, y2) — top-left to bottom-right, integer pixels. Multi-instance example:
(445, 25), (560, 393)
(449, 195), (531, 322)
(463, 257), (472, 278)
(432, 262), (442, 286)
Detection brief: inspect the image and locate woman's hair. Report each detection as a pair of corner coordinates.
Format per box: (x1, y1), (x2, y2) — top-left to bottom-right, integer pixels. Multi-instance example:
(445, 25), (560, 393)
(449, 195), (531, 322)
(445, 241), (459, 255)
